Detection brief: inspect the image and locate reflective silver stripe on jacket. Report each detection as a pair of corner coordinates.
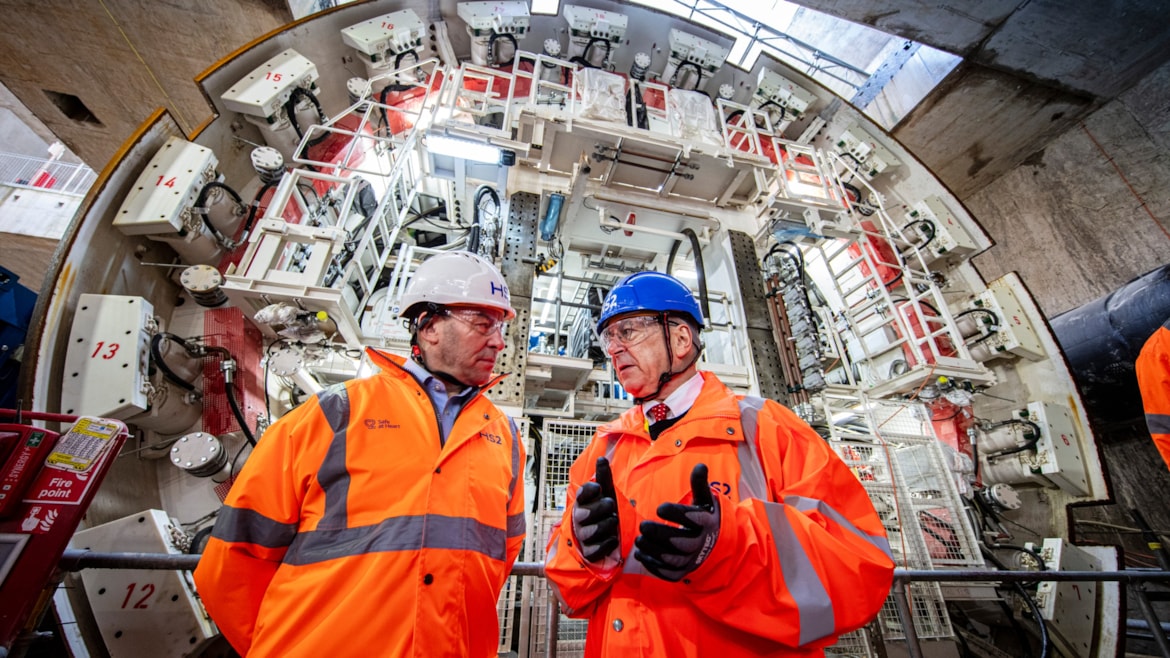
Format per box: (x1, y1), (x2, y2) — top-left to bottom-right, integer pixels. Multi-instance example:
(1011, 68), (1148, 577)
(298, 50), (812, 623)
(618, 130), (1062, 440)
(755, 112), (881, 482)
(1147, 413), (1170, 434)
(316, 384), (351, 531)
(784, 495), (893, 559)
(736, 396), (769, 500)
(763, 502), (836, 644)
(740, 396), (892, 644)
(736, 395), (835, 643)
(507, 512), (525, 538)
(212, 505), (298, 548)
(283, 513), (508, 565)
(508, 419), (527, 537)
(308, 380), (522, 554)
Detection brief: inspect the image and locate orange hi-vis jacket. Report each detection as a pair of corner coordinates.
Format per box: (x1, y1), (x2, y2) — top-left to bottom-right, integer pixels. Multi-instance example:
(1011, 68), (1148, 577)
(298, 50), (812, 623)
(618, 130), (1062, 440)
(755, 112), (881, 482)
(193, 348), (526, 657)
(1136, 321), (1170, 470)
(545, 372), (894, 657)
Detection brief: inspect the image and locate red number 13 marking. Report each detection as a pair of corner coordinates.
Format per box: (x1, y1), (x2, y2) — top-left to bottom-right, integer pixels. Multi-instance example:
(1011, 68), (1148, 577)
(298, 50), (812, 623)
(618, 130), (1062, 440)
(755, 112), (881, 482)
(90, 342), (120, 360)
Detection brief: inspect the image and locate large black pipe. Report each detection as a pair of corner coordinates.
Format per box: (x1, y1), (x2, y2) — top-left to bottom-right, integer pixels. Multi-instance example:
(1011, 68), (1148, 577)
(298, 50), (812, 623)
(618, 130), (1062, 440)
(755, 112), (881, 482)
(1051, 264), (1170, 429)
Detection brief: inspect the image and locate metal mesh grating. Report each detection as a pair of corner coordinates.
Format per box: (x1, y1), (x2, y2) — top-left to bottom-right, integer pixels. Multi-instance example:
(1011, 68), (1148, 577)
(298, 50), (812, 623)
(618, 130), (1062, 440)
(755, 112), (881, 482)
(890, 443), (982, 568)
(538, 419), (602, 511)
(497, 572), (520, 654)
(826, 628), (874, 657)
(519, 419), (601, 658)
(878, 581), (953, 640)
(495, 416), (532, 654)
(521, 510), (588, 658)
(869, 399), (936, 442)
(822, 395), (982, 569)
(819, 395), (977, 644)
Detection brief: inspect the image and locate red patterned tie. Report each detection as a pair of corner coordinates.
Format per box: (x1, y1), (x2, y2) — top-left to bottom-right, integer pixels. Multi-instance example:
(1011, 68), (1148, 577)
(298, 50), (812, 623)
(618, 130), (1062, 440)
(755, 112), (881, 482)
(648, 403), (671, 423)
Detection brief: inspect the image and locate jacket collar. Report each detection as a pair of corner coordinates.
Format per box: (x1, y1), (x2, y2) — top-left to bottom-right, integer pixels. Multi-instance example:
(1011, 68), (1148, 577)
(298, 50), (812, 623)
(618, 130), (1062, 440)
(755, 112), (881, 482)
(602, 371), (742, 441)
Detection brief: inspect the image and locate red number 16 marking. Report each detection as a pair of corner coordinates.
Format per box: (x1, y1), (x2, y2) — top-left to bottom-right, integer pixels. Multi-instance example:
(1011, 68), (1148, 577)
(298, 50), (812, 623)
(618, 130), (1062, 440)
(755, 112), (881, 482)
(90, 342), (120, 360)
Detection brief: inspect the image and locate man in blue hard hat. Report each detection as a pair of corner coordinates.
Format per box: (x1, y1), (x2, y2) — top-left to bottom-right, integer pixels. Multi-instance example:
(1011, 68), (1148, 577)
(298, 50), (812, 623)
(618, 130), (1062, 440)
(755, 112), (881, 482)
(545, 270), (894, 657)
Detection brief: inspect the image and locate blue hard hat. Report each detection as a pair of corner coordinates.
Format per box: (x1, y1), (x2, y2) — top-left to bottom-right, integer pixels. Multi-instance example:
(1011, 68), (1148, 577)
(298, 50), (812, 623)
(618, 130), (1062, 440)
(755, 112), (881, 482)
(597, 271), (704, 330)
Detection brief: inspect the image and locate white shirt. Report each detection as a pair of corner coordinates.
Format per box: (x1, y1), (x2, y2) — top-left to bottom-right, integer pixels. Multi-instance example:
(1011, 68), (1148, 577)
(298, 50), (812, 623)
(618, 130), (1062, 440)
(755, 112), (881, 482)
(641, 371), (703, 421)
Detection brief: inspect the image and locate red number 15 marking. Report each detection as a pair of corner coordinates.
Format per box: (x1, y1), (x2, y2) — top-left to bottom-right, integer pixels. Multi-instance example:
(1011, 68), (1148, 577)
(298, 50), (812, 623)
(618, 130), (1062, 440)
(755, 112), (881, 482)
(91, 342), (120, 360)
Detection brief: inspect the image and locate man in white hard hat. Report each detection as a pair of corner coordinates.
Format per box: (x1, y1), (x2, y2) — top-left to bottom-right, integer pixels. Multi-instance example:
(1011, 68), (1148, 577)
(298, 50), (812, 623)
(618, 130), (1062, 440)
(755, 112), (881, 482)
(195, 251), (526, 657)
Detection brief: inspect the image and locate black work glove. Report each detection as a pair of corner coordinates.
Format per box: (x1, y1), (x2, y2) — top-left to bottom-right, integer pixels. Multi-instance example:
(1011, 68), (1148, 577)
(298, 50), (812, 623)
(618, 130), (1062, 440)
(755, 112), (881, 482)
(572, 457), (620, 563)
(634, 463), (721, 582)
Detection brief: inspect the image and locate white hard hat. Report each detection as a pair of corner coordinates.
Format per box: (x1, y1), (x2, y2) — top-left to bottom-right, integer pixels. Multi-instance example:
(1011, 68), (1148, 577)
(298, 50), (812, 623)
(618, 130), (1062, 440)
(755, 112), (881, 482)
(400, 251), (516, 320)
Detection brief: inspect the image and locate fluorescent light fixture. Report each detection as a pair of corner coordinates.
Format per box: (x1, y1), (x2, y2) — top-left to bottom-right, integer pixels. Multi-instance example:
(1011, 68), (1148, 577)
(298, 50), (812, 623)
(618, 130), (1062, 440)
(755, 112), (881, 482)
(530, 0), (560, 15)
(426, 134), (501, 164)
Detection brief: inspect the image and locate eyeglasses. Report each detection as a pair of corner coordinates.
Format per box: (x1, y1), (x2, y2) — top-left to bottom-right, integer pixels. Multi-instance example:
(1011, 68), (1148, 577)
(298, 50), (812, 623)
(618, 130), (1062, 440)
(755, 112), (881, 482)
(599, 315), (663, 351)
(442, 308), (508, 337)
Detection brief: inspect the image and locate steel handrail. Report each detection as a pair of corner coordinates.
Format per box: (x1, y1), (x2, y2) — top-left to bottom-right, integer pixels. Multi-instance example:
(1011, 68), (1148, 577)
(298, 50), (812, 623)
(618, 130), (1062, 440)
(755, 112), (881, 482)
(55, 551), (1170, 657)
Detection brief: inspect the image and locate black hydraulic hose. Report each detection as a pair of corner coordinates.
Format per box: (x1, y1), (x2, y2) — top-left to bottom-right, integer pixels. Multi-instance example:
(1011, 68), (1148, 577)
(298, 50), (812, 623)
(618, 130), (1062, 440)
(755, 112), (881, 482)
(992, 544), (1049, 574)
(778, 240), (805, 271)
(769, 241), (817, 315)
(665, 228), (710, 323)
(1017, 587), (1050, 658)
(956, 308), (1002, 344)
(188, 525), (214, 554)
(488, 32), (518, 67)
(401, 205), (448, 230)
(225, 380), (256, 447)
(572, 37), (611, 69)
(378, 82), (415, 132)
(625, 85), (648, 129)
(981, 545), (1050, 658)
(902, 218), (937, 250)
(471, 185), (500, 256)
(201, 344), (256, 447)
(194, 181), (243, 248)
(394, 49), (418, 71)
(758, 99), (787, 123)
(239, 179), (279, 245)
(955, 308), (1001, 323)
(474, 184), (500, 214)
(150, 332), (197, 392)
(285, 86), (328, 146)
(841, 181), (875, 216)
(672, 60), (702, 91)
(765, 242), (800, 276)
(985, 419), (1044, 458)
(468, 225), (481, 254)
